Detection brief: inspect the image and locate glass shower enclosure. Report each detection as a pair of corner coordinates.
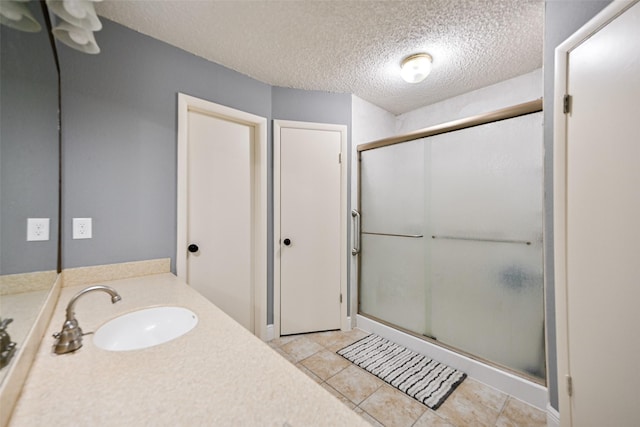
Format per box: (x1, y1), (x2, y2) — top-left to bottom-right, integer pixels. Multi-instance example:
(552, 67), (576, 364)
(355, 101), (545, 382)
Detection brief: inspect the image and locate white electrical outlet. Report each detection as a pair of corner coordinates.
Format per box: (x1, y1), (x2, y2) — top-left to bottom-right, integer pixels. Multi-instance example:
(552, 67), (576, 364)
(73, 218), (92, 239)
(27, 218), (50, 241)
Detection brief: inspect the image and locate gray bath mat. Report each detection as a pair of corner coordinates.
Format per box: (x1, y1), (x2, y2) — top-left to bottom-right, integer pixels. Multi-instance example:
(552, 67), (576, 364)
(337, 334), (466, 410)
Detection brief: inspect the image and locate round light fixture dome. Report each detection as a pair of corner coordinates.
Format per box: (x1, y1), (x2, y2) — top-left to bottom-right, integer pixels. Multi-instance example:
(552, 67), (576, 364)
(0, 0), (41, 32)
(400, 53), (433, 83)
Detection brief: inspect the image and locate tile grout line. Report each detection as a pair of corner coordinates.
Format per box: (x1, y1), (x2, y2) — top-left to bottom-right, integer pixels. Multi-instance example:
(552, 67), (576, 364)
(493, 395), (511, 427)
(325, 346), (418, 427)
(289, 333), (428, 427)
(312, 334), (382, 425)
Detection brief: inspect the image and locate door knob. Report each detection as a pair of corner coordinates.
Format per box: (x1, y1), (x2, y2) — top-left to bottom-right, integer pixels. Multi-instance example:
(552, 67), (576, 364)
(188, 244), (199, 253)
(283, 238), (291, 246)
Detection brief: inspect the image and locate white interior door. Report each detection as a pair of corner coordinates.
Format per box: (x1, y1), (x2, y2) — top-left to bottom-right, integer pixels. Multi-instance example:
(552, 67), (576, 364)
(177, 94), (267, 338)
(557, 2), (640, 425)
(277, 124), (345, 336)
(186, 110), (253, 330)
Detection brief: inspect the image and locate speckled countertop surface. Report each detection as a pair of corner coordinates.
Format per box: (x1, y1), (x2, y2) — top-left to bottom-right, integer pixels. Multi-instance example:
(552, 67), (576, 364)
(9, 273), (368, 426)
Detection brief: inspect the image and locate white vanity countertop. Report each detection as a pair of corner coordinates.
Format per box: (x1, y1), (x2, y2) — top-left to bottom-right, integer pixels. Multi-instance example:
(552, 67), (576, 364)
(9, 273), (368, 426)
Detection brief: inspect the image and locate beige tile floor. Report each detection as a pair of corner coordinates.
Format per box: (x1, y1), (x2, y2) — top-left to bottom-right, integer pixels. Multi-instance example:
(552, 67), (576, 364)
(268, 329), (547, 427)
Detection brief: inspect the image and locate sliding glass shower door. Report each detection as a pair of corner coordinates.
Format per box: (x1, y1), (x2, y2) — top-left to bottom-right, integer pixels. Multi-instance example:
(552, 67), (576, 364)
(359, 139), (428, 335)
(358, 111), (545, 381)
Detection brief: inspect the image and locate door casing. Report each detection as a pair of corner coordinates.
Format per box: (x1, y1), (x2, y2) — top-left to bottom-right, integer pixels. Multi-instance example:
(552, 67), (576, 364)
(176, 93), (267, 339)
(273, 120), (349, 338)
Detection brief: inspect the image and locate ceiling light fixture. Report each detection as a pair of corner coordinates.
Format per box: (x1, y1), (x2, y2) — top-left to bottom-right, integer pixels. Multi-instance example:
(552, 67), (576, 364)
(46, 0), (102, 32)
(52, 21), (100, 54)
(0, 0), (41, 32)
(0, 0), (103, 54)
(46, 0), (102, 54)
(400, 53), (433, 84)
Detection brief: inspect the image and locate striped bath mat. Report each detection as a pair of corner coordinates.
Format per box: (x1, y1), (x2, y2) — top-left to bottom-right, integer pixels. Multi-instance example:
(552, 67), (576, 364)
(337, 334), (466, 410)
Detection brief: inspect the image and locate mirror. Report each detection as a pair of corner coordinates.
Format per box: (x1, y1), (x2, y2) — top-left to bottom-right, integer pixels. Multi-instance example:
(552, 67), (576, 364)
(0, 1), (59, 383)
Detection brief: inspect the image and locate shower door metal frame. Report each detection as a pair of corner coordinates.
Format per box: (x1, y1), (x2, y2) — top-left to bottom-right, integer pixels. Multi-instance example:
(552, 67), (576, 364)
(353, 98), (544, 384)
(357, 99), (542, 153)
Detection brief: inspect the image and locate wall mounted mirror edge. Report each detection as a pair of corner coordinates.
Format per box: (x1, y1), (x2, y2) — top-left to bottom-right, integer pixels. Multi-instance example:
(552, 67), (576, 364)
(0, 0), (61, 388)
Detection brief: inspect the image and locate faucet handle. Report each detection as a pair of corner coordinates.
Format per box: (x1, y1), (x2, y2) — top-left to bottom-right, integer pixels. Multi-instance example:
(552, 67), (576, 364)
(53, 319), (83, 354)
(0, 320), (17, 369)
(0, 318), (13, 331)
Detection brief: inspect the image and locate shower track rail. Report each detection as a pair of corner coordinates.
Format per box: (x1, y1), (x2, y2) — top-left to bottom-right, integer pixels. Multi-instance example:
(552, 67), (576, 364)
(431, 235), (532, 245)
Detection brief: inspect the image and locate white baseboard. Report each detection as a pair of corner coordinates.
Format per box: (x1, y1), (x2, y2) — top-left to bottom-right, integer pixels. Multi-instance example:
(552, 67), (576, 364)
(547, 404), (560, 427)
(356, 315), (548, 411)
(265, 324), (274, 341)
(264, 319), (351, 341)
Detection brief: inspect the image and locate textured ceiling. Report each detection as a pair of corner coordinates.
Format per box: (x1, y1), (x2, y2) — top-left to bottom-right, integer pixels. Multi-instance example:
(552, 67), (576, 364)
(96, 0), (543, 115)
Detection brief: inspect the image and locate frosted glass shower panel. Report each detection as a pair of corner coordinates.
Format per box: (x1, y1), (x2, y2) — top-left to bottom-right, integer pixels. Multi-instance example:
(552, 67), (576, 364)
(430, 240), (545, 378)
(429, 113), (543, 240)
(357, 110), (544, 381)
(360, 139), (425, 234)
(359, 139), (427, 334)
(359, 234), (427, 334)
(429, 112), (544, 378)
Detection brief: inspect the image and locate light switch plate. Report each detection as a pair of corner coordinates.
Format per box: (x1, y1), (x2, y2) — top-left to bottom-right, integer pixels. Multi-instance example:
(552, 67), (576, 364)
(27, 218), (50, 241)
(73, 218), (92, 239)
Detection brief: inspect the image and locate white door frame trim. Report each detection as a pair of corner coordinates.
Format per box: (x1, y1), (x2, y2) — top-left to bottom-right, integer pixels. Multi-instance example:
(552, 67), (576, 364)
(176, 93), (268, 339)
(553, 1), (638, 424)
(273, 119), (349, 338)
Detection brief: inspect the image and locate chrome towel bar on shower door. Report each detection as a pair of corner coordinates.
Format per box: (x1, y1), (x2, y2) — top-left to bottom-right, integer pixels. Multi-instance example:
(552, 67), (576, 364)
(352, 209), (426, 254)
(431, 235), (532, 245)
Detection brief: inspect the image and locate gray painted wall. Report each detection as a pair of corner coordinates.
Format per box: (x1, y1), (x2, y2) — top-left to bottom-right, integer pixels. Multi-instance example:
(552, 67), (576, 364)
(59, 19), (352, 326)
(272, 87), (352, 125)
(0, 5), (59, 275)
(59, 18), (271, 273)
(543, 0), (611, 410)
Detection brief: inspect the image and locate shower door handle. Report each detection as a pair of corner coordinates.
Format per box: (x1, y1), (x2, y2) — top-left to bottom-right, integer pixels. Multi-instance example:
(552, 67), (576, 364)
(351, 209), (361, 255)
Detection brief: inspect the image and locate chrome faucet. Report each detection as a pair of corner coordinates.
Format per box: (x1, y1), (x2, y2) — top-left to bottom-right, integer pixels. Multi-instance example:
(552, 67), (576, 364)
(53, 285), (121, 355)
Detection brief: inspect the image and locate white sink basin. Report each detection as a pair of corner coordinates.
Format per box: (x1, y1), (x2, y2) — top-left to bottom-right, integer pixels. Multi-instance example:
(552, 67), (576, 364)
(93, 306), (198, 351)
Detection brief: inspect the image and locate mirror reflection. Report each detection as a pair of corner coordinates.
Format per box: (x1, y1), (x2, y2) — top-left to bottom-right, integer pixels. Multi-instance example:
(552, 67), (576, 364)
(0, 1), (59, 380)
